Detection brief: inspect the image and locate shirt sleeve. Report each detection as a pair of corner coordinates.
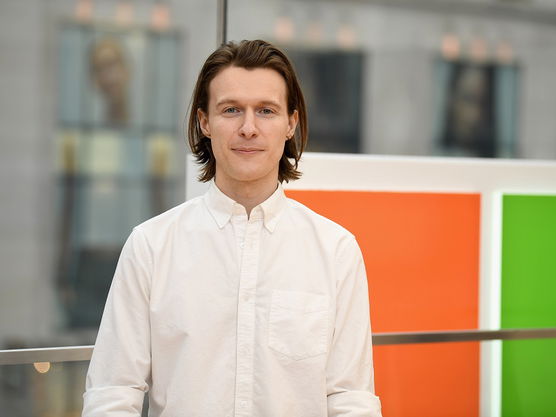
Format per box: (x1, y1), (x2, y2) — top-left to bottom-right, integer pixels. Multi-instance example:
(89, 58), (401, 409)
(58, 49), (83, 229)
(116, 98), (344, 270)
(326, 236), (382, 417)
(82, 227), (152, 417)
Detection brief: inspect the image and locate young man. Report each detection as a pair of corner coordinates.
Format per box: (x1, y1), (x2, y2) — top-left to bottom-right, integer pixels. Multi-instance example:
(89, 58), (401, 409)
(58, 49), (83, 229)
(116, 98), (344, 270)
(82, 39), (382, 417)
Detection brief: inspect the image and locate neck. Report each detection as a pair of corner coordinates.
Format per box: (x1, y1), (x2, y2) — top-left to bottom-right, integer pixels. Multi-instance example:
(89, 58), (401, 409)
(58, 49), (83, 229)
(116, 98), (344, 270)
(215, 175), (278, 217)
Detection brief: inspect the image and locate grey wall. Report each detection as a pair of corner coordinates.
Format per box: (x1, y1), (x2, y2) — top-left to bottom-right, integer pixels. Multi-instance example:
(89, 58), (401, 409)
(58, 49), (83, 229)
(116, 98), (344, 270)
(0, 0), (58, 346)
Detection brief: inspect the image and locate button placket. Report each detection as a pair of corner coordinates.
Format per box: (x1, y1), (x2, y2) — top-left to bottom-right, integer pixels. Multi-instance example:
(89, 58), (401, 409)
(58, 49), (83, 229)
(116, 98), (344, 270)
(234, 216), (262, 417)
(231, 211), (247, 264)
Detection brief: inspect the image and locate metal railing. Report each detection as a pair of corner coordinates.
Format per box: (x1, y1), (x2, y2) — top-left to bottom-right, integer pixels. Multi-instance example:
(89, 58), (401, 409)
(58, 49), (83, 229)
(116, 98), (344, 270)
(372, 327), (556, 345)
(2, 328), (556, 366)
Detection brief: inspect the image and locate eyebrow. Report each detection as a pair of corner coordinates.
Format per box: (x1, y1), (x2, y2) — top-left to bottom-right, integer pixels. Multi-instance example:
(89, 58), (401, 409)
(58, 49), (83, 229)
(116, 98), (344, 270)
(215, 99), (282, 109)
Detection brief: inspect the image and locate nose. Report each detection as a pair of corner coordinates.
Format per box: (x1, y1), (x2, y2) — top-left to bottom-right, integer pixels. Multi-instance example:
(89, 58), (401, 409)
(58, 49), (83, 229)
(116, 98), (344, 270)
(238, 110), (258, 139)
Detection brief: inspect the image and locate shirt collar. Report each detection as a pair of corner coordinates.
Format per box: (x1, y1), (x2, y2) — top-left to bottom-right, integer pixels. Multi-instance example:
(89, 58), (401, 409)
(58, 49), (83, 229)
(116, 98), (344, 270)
(204, 181), (287, 233)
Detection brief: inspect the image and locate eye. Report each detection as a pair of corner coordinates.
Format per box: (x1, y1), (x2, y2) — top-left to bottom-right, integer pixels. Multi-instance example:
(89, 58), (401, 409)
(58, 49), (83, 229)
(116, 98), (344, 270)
(259, 108), (275, 115)
(223, 107), (239, 114)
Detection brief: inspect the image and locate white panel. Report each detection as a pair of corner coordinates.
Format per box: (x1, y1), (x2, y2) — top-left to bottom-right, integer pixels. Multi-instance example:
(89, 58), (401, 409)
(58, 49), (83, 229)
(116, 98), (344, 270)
(288, 153), (556, 192)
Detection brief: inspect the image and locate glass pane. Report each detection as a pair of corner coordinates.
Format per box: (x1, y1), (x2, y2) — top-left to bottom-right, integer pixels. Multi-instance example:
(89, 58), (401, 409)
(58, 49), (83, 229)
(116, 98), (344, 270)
(0, 1), (216, 348)
(225, 0), (556, 160)
(374, 338), (556, 417)
(4, 338), (553, 417)
(0, 361), (149, 417)
(0, 361), (89, 417)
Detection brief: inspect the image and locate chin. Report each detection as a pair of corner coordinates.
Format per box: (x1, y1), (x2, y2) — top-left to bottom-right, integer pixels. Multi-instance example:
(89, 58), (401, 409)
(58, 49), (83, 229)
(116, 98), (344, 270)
(233, 174), (265, 183)
(231, 169), (272, 184)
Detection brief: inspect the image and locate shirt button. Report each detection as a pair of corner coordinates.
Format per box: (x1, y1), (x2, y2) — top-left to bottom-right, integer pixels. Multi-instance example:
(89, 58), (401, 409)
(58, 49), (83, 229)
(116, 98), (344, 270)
(240, 401), (247, 408)
(239, 242), (244, 249)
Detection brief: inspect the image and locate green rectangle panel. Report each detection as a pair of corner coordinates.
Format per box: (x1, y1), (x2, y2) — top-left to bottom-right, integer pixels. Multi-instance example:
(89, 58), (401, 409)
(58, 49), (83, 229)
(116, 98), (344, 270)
(501, 194), (556, 417)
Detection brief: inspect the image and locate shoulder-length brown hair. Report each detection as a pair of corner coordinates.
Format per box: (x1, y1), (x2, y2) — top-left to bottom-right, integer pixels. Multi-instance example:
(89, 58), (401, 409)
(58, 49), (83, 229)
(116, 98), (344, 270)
(188, 39), (308, 183)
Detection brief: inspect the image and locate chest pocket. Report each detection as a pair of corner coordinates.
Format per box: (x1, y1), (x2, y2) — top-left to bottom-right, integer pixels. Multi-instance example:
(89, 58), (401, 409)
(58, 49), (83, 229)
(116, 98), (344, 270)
(268, 289), (329, 361)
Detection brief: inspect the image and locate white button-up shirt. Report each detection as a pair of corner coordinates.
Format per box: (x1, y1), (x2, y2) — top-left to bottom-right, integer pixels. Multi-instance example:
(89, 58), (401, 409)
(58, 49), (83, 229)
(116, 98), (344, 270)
(82, 182), (382, 417)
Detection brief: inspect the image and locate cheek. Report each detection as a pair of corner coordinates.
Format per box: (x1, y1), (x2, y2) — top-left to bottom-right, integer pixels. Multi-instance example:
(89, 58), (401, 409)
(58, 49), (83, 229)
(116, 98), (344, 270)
(208, 122), (234, 151)
(270, 140), (287, 161)
(211, 141), (228, 164)
(262, 121), (289, 142)
(213, 117), (241, 133)
(213, 119), (234, 134)
(208, 136), (227, 162)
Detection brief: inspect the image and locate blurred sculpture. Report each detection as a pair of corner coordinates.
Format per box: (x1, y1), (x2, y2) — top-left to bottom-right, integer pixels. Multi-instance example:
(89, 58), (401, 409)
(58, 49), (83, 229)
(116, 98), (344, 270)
(441, 63), (495, 157)
(89, 37), (131, 125)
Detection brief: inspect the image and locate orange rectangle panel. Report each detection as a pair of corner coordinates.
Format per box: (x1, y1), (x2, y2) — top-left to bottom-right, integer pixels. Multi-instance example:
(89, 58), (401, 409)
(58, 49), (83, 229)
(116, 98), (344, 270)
(285, 190), (481, 417)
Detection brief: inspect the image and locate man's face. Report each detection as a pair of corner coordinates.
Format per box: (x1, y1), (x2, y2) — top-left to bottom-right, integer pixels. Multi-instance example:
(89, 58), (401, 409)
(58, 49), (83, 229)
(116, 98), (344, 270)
(198, 66), (298, 188)
(91, 43), (129, 99)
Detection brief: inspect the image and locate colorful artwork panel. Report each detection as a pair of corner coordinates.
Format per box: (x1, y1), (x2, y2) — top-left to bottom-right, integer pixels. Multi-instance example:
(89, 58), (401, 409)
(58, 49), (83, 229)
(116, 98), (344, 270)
(374, 342), (479, 417)
(285, 190), (481, 417)
(501, 194), (556, 417)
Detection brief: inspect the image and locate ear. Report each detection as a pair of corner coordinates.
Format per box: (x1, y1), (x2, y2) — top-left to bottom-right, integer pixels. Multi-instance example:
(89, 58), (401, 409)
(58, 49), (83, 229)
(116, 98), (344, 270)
(197, 108), (211, 138)
(287, 109), (299, 140)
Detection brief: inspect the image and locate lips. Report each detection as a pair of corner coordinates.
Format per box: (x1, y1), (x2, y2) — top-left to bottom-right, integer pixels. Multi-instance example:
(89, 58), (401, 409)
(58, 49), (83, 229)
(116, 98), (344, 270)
(232, 147), (263, 154)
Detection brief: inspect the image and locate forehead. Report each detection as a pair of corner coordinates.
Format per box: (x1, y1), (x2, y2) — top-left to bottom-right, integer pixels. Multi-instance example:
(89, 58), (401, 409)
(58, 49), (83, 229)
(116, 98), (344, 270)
(208, 66), (287, 106)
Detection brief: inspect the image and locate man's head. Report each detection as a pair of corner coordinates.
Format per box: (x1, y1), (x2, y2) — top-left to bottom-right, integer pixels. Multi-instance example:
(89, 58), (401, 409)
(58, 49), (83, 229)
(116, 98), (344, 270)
(188, 40), (308, 184)
(90, 38), (129, 96)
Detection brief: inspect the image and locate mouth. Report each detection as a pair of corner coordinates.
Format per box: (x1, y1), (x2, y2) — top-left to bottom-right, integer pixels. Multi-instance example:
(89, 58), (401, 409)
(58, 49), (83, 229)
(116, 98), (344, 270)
(232, 148), (263, 155)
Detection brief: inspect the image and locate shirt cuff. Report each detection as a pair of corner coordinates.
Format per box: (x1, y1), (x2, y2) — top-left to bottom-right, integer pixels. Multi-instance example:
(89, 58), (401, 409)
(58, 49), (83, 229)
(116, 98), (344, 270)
(327, 390), (382, 417)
